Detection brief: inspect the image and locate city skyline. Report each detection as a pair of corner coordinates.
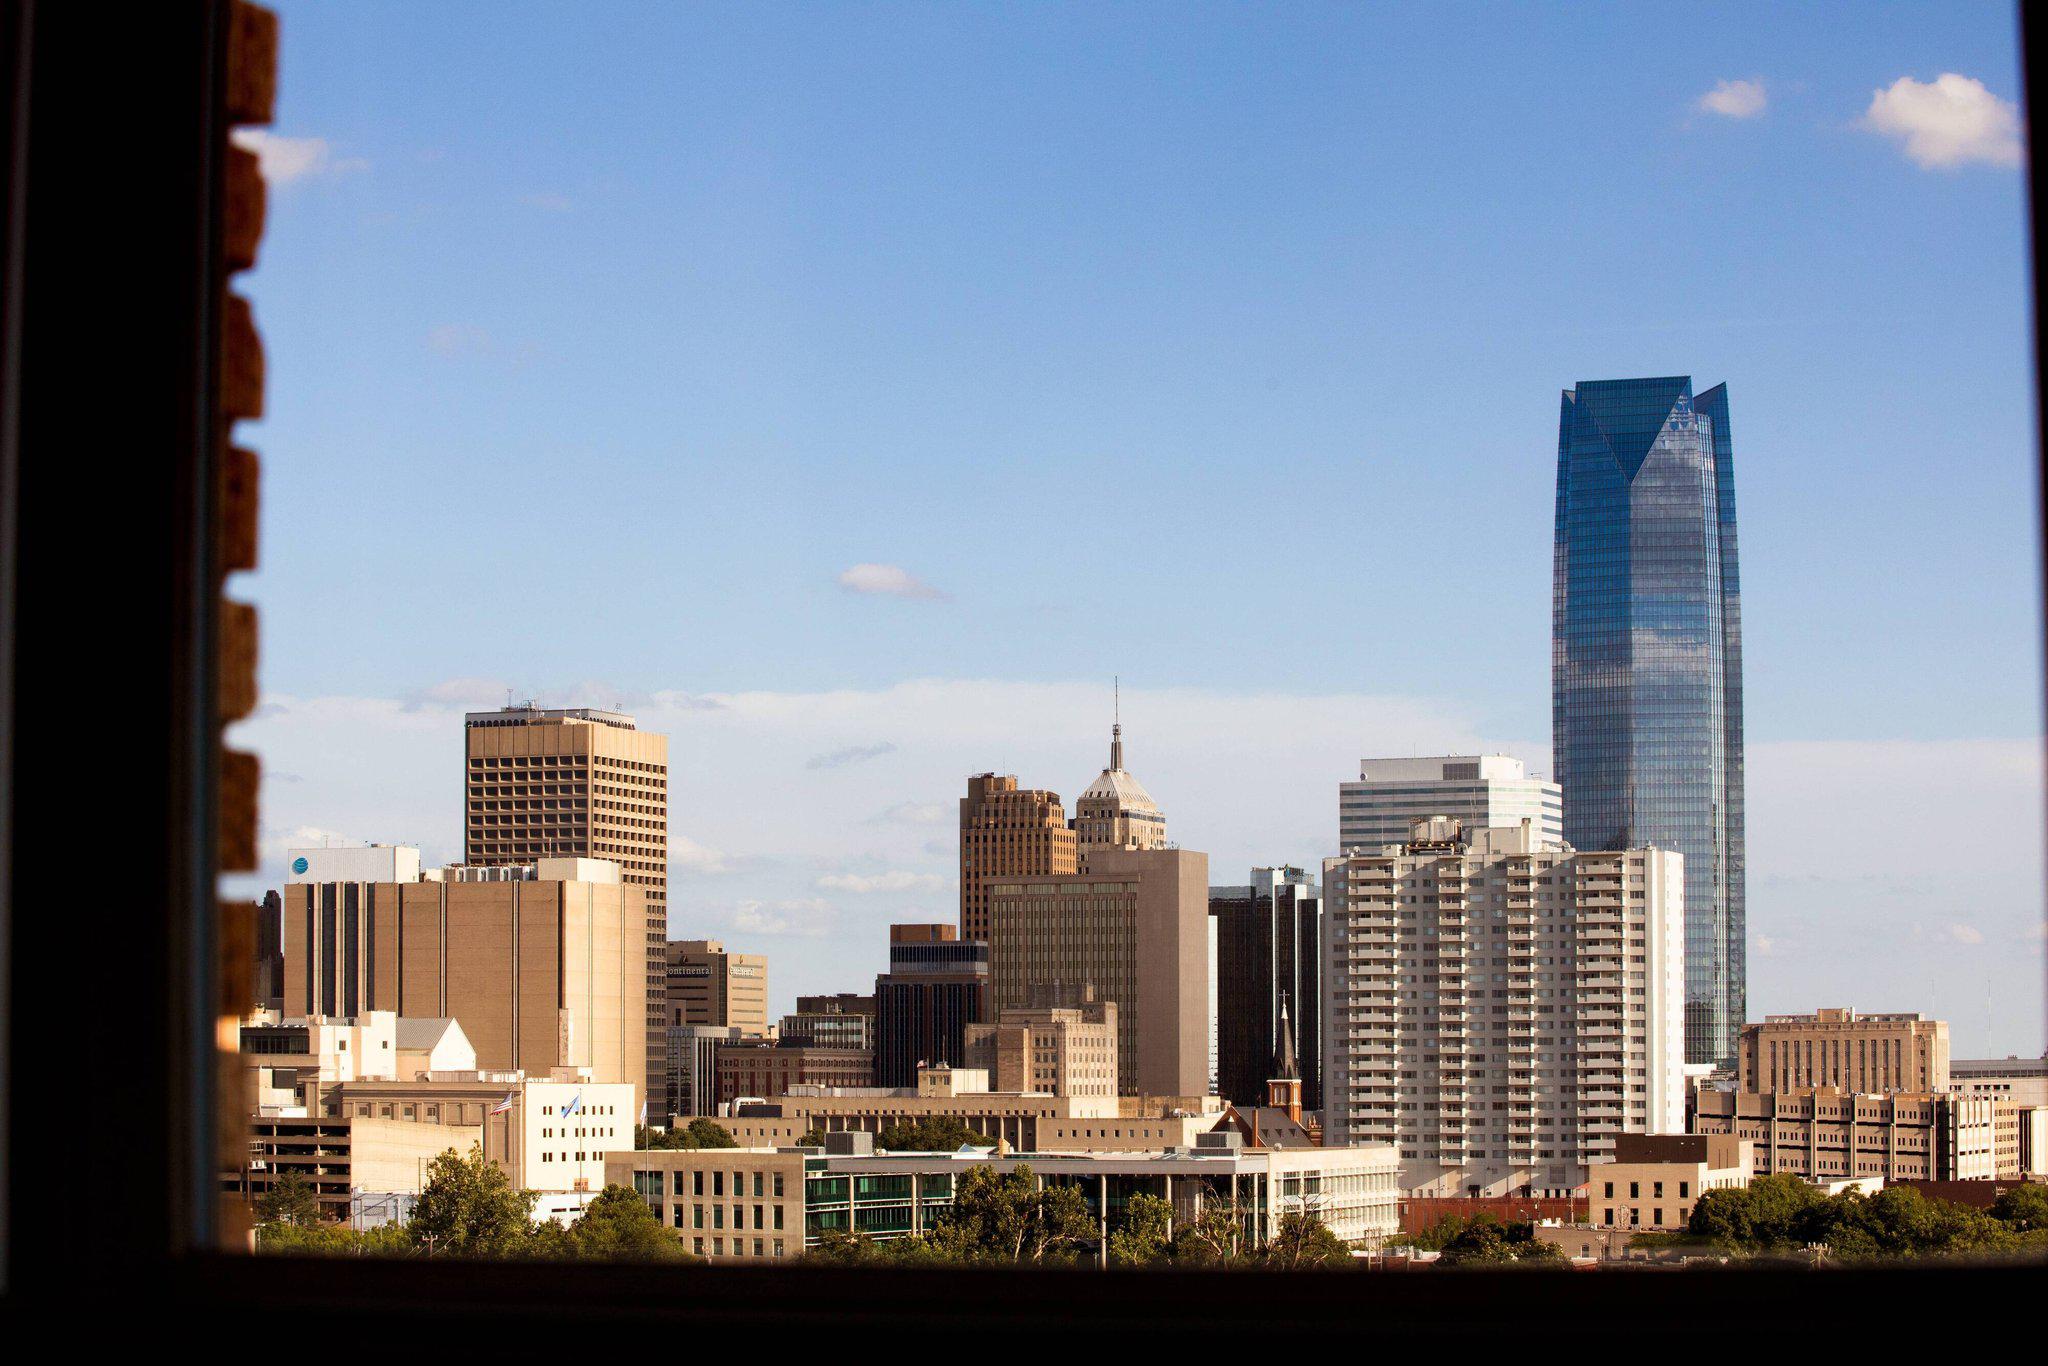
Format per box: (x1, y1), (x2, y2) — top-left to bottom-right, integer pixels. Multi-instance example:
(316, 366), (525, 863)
(231, 3), (2042, 1055)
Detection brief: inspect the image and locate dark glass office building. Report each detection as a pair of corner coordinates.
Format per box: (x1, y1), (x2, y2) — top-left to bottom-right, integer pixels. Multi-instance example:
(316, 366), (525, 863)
(1554, 377), (1744, 1066)
(873, 926), (989, 1087)
(1210, 868), (1322, 1109)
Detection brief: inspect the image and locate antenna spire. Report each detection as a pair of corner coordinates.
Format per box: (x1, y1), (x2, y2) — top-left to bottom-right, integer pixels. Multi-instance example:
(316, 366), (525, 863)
(1110, 677), (1123, 771)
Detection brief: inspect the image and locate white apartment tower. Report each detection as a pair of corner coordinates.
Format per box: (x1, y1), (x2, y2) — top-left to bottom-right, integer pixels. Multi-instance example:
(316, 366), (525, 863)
(1339, 755), (1561, 855)
(1321, 817), (1683, 1198)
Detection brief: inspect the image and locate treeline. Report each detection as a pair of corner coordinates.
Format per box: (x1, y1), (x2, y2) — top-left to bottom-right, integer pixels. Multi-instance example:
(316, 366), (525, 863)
(635, 1118), (739, 1151)
(254, 1144), (692, 1262)
(1639, 1174), (2048, 1261)
(804, 1164), (1352, 1269)
(1385, 1213), (1566, 1266)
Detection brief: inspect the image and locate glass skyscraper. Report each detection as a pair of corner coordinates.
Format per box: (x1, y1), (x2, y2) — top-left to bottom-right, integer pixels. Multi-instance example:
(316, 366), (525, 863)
(1553, 376), (1744, 1066)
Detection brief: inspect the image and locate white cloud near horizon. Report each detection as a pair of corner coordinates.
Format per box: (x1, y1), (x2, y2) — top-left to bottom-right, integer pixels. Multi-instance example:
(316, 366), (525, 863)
(230, 129), (369, 185)
(1861, 73), (2024, 170)
(836, 563), (949, 601)
(1698, 79), (1767, 120)
(228, 679), (2046, 1053)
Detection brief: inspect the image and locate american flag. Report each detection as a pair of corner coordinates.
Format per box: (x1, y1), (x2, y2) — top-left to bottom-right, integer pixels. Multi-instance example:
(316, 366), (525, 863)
(489, 1092), (515, 1116)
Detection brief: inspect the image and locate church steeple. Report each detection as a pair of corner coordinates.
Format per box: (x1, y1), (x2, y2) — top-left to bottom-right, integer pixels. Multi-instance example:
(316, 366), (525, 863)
(1266, 993), (1303, 1125)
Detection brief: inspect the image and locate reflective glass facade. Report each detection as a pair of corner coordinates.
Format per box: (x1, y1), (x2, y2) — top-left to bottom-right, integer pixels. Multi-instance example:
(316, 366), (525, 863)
(1553, 377), (1744, 1065)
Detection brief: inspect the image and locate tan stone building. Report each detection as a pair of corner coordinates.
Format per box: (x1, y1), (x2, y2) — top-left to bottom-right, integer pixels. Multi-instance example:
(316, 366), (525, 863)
(987, 846), (1211, 1098)
(1588, 1133), (1753, 1231)
(958, 773), (1076, 942)
(1737, 1007), (1949, 1095)
(1322, 818), (1687, 1197)
(1692, 1087), (1999, 1183)
(1072, 721), (1168, 858)
(665, 940), (768, 1036)
(963, 993), (1118, 1097)
(1950, 1054), (2048, 1108)
(464, 704), (669, 1103)
(280, 858), (652, 1108)
(235, 1114), (479, 1220)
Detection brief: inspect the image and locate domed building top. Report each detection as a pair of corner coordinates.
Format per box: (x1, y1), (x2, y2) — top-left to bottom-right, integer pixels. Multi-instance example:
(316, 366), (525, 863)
(1075, 712), (1168, 854)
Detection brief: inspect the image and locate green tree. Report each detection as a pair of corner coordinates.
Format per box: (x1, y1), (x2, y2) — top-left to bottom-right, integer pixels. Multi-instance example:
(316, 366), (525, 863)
(1105, 1192), (1174, 1267)
(1991, 1182), (2048, 1234)
(565, 1185), (692, 1261)
(878, 1116), (997, 1152)
(255, 1169), (323, 1228)
(257, 1219), (414, 1256)
(1259, 1210), (1352, 1269)
(797, 1128), (827, 1148)
(637, 1118), (738, 1151)
(927, 1164), (1095, 1265)
(409, 1143), (539, 1257)
(1435, 1216), (1564, 1267)
(1170, 1193), (1254, 1267)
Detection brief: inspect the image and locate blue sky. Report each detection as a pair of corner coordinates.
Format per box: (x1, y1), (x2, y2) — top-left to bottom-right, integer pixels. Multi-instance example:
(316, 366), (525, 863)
(234, 3), (2045, 1052)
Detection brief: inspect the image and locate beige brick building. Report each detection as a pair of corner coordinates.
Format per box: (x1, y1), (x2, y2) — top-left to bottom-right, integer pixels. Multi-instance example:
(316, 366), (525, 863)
(1588, 1133), (1753, 1231)
(280, 858), (652, 1108)
(987, 846), (1211, 1098)
(665, 940), (768, 1036)
(959, 773), (1076, 942)
(464, 704), (669, 1104)
(1692, 1087), (1998, 1183)
(963, 994), (1118, 1097)
(1737, 1007), (1949, 1094)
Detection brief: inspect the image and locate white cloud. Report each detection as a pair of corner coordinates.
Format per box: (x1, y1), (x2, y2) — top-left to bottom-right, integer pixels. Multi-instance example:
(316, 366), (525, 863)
(672, 835), (731, 875)
(1698, 79), (1767, 120)
(869, 800), (949, 827)
(732, 899), (833, 938)
(1861, 74), (2024, 170)
(836, 563), (949, 601)
(817, 870), (949, 894)
(1945, 923), (1986, 946)
(230, 129), (369, 185)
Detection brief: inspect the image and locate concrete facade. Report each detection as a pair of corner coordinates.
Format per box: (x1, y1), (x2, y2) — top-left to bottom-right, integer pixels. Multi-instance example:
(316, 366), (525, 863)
(1587, 1133), (1752, 1231)
(958, 773), (1077, 943)
(665, 939), (769, 1037)
(1691, 1087), (1999, 1183)
(1736, 1007), (1949, 1095)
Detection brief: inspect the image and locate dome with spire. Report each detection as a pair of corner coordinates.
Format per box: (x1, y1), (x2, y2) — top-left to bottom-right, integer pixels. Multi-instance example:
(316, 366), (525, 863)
(1074, 710), (1167, 853)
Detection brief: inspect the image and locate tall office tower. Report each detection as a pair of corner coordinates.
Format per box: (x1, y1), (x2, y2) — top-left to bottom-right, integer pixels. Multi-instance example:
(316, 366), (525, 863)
(253, 888), (284, 1012)
(958, 773), (1077, 942)
(1737, 1008), (1950, 1095)
(1555, 377), (1744, 1066)
(873, 923), (988, 1087)
(664, 940), (769, 1037)
(986, 846), (1211, 1098)
(1073, 721), (1168, 858)
(280, 856), (653, 1103)
(465, 704), (670, 1103)
(1338, 756), (1561, 855)
(1322, 818), (1685, 1197)
(1210, 867), (1323, 1110)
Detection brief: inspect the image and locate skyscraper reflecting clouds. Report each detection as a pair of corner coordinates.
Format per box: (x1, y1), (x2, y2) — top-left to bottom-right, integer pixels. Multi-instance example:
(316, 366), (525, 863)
(1553, 376), (1744, 1065)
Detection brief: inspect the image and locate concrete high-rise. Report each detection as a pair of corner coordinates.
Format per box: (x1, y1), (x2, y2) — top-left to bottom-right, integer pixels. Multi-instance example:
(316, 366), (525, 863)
(1338, 755), (1561, 855)
(986, 846), (1211, 1099)
(1737, 1008), (1950, 1095)
(279, 857), (652, 1105)
(873, 923), (987, 1087)
(958, 773), (1077, 942)
(1322, 818), (1685, 1197)
(464, 704), (670, 1103)
(1210, 867), (1322, 1111)
(664, 940), (768, 1037)
(1554, 377), (1744, 1066)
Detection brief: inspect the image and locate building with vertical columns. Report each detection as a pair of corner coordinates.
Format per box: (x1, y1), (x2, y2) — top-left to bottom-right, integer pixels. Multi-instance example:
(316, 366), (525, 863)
(1737, 1008), (1950, 1095)
(988, 846), (1212, 1099)
(279, 857), (652, 1106)
(1210, 866), (1323, 1110)
(464, 704), (669, 1105)
(963, 993), (1119, 1097)
(1322, 818), (1685, 1197)
(1692, 1088), (2000, 1183)
(873, 923), (987, 1087)
(958, 773), (1077, 942)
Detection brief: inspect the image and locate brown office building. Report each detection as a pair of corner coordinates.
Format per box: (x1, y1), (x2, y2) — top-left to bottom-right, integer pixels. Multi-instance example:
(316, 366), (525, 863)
(715, 1039), (875, 1106)
(464, 704), (669, 1104)
(1737, 1007), (1950, 1095)
(280, 859), (652, 1106)
(666, 939), (769, 1036)
(987, 846), (1211, 1098)
(959, 773), (1076, 942)
(874, 923), (988, 1088)
(1692, 1087), (1998, 1183)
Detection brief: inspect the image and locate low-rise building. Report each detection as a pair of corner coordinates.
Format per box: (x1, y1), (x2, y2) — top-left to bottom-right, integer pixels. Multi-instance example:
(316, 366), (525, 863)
(1691, 1088), (1998, 1183)
(234, 1114), (480, 1220)
(1587, 1133), (1752, 1231)
(607, 1137), (1402, 1262)
(715, 1039), (874, 1104)
(1951, 1054), (2048, 1109)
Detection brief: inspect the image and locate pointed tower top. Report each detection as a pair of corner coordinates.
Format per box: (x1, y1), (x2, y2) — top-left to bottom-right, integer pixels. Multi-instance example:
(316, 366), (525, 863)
(1274, 993), (1300, 1081)
(1110, 676), (1124, 771)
